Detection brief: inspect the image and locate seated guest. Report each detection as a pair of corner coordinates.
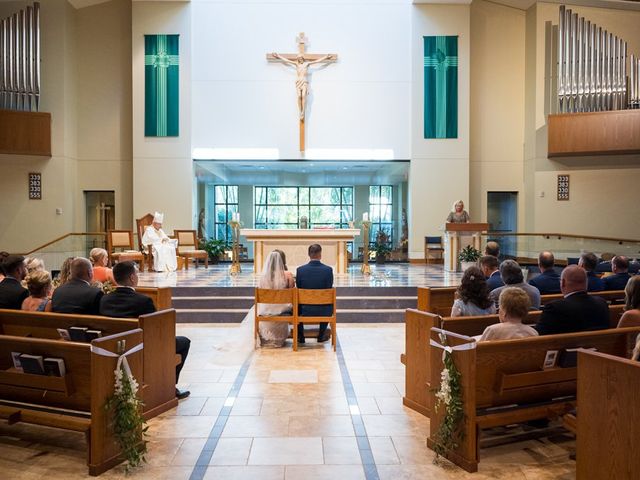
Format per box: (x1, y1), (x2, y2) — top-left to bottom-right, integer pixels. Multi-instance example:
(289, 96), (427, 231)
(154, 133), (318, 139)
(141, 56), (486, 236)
(25, 257), (45, 275)
(0, 255), (29, 309)
(602, 256), (631, 291)
(578, 252), (605, 292)
(55, 257), (76, 286)
(629, 260), (640, 274)
(617, 276), (640, 328)
(479, 287), (538, 341)
(484, 241), (500, 258)
(22, 271), (53, 312)
(0, 251), (9, 282)
(489, 260), (541, 310)
(451, 266), (495, 317)
(51, 258), (103, 315)
(142, 212), (178, 272)
(480, 255), (504, 291)
(100, 261), (190, 399)
(528, 251), (561, 294)
(535, 265), (609, 335)
(89, 248), (115, 284)
(632, 333), (640, 361)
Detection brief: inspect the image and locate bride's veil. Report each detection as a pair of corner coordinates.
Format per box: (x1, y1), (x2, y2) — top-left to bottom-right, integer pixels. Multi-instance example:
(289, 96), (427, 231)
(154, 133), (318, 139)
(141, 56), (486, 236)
(258, 251), (287, 290)
(213, 250), (287, 359)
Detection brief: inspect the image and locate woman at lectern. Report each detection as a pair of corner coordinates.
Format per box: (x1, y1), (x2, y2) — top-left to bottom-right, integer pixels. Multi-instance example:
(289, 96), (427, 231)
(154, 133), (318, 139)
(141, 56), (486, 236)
(446, 200), (470, 223)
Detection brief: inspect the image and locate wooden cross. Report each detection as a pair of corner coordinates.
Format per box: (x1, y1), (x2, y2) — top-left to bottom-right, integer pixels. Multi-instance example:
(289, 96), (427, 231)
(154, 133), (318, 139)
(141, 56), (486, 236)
(267, 33), (338, 152)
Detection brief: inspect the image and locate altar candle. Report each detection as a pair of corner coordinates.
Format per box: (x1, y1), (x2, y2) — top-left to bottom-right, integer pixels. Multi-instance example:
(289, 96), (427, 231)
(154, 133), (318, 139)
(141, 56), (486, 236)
(362, 212), (369, 222)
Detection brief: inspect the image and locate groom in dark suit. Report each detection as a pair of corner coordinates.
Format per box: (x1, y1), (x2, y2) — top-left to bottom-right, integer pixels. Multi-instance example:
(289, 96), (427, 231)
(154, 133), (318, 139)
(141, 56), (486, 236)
(296, 244), (334, 344)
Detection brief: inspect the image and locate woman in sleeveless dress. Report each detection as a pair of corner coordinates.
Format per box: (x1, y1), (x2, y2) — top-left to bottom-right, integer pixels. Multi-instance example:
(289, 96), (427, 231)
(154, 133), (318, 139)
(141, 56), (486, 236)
(21, 270), (53, 312)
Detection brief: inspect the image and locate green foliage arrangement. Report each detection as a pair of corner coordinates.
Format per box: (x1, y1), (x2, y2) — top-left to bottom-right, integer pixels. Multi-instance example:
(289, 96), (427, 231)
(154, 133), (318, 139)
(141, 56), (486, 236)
(199, 237), (227, 260)
(432, 333), (464, 461)
(105, 365), (148, 472)
(457, 245), (481, 263)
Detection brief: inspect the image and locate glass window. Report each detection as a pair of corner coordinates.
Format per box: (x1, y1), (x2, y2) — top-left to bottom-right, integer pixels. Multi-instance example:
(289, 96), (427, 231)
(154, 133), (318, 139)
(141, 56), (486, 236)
(254, 186), (353, 229)
(369, 185), (393, 246)
(213, 185), (238, 243)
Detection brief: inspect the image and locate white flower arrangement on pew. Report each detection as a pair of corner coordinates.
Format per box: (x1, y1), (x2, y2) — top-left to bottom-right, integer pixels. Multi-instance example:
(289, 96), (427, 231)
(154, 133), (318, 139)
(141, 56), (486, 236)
(105, 363), (148, 472)
(432, 331), (464, 462)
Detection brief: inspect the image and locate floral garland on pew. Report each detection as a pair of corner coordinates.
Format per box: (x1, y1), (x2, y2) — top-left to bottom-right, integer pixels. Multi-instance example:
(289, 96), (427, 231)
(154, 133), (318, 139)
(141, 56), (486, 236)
(105, 356), (148, 472)
(432, 331), (464, 462)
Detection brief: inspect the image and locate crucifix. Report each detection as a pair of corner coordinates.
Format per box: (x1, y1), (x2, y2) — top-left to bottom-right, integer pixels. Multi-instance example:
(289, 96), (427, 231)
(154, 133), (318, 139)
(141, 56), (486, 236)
(267, 33), (338, 152)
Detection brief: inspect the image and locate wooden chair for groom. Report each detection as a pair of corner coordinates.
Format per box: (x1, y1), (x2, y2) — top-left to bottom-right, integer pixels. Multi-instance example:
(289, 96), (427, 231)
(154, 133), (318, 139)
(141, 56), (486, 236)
(174, 230), (208, 269)
(106, 230), (145, 271)
(297, 288), (337, 351)
(254, 288), (298, 351)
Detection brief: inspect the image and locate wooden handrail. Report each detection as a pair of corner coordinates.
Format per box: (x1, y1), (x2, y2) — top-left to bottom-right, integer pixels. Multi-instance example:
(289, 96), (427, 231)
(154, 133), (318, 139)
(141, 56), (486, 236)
(481, 231), (640, 245)
(16, 232), (107, 256)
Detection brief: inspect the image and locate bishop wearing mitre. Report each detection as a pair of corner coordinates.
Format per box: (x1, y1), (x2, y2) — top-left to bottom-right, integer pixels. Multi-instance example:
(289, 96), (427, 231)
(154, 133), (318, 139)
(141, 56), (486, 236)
(142, 212), (178, 272)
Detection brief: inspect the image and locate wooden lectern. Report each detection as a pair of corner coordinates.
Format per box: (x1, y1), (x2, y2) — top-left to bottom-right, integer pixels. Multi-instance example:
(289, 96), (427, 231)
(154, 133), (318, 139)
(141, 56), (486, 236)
(443, 223), (489, 272)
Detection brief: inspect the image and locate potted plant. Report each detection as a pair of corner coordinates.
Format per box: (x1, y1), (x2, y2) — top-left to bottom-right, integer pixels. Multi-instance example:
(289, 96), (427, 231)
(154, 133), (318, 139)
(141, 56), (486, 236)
(458, 245), (481, 271)
(199, 237), (227, 264)
(372, 242), (392, 264)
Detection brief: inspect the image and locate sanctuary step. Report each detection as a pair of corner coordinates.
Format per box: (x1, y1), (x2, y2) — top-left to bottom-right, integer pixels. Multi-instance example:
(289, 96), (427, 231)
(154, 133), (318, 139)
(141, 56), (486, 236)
(171, 286), (417, 323)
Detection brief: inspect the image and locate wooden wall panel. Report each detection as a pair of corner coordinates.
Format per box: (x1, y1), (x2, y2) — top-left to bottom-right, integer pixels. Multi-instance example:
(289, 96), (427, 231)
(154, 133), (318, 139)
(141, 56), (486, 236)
(0, 109), (51, 156)
(548, 110), (640, 157)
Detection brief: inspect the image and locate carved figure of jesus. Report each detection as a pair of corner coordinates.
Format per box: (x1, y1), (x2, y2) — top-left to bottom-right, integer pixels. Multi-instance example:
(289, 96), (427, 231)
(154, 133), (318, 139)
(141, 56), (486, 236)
(271, 52), (334, 120)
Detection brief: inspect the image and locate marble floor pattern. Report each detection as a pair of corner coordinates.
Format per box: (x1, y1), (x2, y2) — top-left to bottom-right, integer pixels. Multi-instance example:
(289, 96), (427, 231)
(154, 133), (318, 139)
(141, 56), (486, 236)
(137, 263), (464, 288)
(0, 323), (576, 479)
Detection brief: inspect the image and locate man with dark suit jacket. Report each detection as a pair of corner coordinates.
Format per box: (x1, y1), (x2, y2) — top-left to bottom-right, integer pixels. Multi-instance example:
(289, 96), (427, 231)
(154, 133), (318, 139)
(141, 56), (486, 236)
(0, 255), (29, 309)
(296, 244), (334, 344)
(51, 258), (103, 315)
(99, 261), (191, 399)
(603, 256), (631, 291)
(480, 255), (504, 291)
(578, 252), (605, 292)
(535, 265), (609, 335)
(528, 251), (561, 295)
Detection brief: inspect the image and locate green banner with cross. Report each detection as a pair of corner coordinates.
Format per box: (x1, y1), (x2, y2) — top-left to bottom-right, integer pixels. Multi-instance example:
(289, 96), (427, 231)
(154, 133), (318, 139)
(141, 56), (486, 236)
(145, 34), (179, 137)
(424, 36), (458, 139)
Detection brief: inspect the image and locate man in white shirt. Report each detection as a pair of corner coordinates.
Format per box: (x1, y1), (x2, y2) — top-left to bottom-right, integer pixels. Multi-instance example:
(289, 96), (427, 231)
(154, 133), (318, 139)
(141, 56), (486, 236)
(142, 212), (178, 272)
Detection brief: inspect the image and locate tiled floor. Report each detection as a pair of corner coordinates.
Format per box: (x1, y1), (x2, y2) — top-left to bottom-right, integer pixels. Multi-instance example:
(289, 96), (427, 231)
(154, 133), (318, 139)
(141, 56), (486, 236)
(137, 263), (464, 288)
(0, 323), (576, 479)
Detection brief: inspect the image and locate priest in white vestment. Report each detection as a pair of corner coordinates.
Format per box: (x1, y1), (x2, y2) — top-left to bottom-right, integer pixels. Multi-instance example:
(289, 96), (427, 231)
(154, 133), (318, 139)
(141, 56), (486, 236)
(142, 212), (178, 272)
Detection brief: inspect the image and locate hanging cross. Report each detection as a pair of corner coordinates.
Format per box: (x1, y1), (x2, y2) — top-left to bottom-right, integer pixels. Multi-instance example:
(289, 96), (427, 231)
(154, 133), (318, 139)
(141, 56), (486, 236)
(95, 202), (112, 233)
(424, 38), (458, 138)
(267, 33), (338, 152)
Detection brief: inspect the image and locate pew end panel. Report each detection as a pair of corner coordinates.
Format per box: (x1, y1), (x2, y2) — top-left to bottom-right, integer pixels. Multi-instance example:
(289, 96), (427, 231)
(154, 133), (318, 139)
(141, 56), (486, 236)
(426, 328), (479, 473)
(416, 287), (457, 316)
(402, 309), (442, 416)
(89, 329), (144, 476)
(138, 309), (179, 418)
(136, 287), (173, 311)
(576, 349), (640, 480)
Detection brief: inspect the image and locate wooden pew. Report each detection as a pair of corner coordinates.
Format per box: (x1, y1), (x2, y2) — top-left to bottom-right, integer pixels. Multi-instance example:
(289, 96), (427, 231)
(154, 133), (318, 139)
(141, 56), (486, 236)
(427, 326), (640, 473)
(0, 329), (143, 475)
(402, 305), (625, 417)
(576, 349), (640, 480)
(136, 286), (172, 311)
(0, 309), (178, 418)
(417, 286), (626, 314)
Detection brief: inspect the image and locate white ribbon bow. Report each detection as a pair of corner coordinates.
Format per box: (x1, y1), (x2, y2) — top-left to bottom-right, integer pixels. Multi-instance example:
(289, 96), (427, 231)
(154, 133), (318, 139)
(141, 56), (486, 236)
(91, 343), (144, 380)
(429, 338), (475, 360)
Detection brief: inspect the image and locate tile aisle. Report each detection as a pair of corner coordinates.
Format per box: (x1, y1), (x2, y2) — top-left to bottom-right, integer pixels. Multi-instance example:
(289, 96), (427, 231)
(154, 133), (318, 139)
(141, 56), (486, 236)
(0, 323), (575, 479)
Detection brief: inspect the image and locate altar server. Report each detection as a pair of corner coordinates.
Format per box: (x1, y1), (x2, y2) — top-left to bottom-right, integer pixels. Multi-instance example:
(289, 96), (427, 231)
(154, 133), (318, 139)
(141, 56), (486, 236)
(142, 212), (178, 272)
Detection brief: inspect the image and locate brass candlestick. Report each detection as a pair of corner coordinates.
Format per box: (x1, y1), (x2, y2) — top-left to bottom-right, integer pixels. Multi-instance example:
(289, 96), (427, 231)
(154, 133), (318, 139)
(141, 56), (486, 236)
(229, 220), (242, 275)
(361, 221), (371, 275)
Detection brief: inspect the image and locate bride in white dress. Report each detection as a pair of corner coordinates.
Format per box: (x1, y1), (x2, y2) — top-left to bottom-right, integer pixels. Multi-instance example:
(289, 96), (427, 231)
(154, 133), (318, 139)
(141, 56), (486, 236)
(256, 250), (295, 347)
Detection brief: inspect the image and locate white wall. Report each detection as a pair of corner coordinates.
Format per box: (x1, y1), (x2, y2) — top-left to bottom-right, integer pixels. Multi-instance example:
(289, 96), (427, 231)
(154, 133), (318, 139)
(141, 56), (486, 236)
(409, 4), (470, 259)
(190, 0), (411, 159)
(132, 1), (192, 235)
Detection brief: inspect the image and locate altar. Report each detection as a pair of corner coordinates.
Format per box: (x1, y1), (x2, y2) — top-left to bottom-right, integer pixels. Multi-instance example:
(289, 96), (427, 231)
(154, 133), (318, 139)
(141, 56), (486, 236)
(240, 229), (361, 274)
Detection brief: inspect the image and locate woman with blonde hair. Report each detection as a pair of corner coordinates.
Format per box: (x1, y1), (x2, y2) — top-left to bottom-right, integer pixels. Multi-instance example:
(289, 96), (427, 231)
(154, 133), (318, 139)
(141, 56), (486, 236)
(21, 270), (53, 312)
(617, 276), (640, 328)
(56, 257), (75, 286)
(89, 248), (115, 284)
(446, 200), (470, 224)
(479, 287), (538, 341)
(25, 257), (45, 275)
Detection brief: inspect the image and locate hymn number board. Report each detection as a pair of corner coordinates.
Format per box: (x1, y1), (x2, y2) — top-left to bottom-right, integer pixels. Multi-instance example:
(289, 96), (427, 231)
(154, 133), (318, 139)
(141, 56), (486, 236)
(29, 172), (42, 200)
(557, 174), (570, 201)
